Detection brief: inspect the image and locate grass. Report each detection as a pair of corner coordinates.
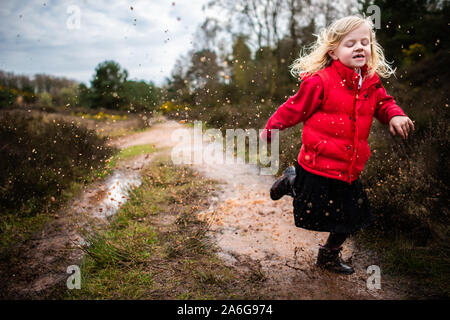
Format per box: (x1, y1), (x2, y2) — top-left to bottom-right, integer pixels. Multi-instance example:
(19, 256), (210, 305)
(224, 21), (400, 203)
(0, 213), (53, 260)
(100, 125), (149, 139)
(356, 229), (450, 299)
(66, 108), (150, 138)
(115, 144), (155, 161)
(0, 111), (154, 266)
(0, 111), (115, 259)
(65, 156), (268, 299)
(0, 143), (145, 260)
(0, 144), (119, 262)
(99, 143), (156, 179)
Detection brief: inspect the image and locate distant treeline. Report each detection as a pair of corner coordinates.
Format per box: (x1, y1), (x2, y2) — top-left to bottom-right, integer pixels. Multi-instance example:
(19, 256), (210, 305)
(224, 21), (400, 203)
(0, 71), (77, 106)
(0, 61), (162, 112)
(0, 71), (77, 95)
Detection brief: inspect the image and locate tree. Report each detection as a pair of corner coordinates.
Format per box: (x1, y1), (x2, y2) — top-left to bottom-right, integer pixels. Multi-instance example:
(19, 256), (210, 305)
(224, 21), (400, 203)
(78, 83), (92, 108)
(231, 35), (253, 95)
(90, 60), (128, 109)
(0, 87), (17, 109)
(121, 80), (160, 111)
(208, 0), (284, 50)
(46, 84), (79, 107)
(358, 0), (449, 66)
(253, 45), (278, 98)
(187, 49), (222, 106)
(193, 18), (223, 51)
(38, 92), (53, 108)
(165, 54), (193, 105)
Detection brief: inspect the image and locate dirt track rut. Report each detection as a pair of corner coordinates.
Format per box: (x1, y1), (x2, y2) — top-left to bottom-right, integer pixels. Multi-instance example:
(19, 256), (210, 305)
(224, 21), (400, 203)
(114, 118), (411, 299)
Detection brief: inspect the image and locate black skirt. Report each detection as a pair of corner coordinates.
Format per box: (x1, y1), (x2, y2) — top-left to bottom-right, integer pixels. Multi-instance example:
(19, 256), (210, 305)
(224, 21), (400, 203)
(292, 162), (375, 234)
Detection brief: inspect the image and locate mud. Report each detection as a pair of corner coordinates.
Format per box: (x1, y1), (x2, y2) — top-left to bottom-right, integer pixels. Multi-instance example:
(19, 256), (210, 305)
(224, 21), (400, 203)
(111, 118), (412, 299)
(0, 153), (152, 299)
(1, 117), (413, 299)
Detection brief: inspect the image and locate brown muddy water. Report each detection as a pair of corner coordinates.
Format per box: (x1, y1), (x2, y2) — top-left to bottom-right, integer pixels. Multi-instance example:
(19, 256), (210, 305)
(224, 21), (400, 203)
(2, 118), (412, 299)
(128, 119), (411, 299)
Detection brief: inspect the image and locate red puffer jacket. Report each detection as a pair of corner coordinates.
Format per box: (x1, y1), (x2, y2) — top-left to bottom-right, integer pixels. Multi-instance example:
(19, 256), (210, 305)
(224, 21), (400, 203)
(262, 59), (407, 184)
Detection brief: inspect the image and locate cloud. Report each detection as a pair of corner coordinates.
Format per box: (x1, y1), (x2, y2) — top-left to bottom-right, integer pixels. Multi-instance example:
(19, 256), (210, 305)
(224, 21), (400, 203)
(0, 0), (216, 86)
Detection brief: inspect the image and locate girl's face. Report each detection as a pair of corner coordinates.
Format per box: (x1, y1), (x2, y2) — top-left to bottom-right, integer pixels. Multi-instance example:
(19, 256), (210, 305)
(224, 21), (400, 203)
(328, 23), (372, 71)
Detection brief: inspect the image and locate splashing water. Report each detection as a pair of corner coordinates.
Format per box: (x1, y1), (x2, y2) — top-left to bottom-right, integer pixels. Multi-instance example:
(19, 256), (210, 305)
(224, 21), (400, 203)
(93, 169), (142, 218)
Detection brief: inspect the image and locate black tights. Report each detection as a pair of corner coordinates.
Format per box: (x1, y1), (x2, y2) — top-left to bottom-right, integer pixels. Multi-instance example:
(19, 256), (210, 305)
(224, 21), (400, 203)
(324, 232), (349, 249)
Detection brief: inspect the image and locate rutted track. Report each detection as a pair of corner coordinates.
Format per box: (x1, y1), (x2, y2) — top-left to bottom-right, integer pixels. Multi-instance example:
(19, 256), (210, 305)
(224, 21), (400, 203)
(1, 117), (412, 299)
(113, 118), (411, 299)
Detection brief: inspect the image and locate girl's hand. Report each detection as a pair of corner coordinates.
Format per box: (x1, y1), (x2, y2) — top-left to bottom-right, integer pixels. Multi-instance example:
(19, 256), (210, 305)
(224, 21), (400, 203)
(389, 116), (415, 139)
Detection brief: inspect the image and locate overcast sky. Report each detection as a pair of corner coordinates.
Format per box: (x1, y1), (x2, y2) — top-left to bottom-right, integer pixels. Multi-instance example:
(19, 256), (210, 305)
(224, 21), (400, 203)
(0, 0), (218, 86)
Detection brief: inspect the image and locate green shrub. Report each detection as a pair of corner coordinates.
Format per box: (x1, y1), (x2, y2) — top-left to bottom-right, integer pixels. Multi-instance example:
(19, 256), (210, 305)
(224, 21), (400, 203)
(362, 118), (449, 244)
(39, 92), (53, 108)
(0, 111), (116, 216)
(402, 43), (428, 66)
(361, 50), (449, 244)
(53, 85), (79, 107)
(0, 86), (17, 109)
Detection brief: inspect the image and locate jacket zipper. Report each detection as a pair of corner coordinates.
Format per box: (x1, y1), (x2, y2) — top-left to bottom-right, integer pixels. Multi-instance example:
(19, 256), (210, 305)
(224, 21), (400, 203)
(347, 85), (359, 184)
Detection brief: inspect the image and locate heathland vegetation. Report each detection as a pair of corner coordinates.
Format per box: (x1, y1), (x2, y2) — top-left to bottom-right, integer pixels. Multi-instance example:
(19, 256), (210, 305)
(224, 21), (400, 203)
(0, 0), (448, 298)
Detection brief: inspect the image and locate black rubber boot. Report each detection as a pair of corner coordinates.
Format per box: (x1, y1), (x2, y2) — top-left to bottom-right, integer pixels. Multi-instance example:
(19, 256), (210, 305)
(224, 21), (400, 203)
(270, 166), (296, 200)
(316, 246), (355, 274)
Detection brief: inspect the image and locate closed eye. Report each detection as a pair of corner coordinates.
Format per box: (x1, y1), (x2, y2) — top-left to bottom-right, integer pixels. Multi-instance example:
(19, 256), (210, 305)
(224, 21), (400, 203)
(345, 38), (370, 47)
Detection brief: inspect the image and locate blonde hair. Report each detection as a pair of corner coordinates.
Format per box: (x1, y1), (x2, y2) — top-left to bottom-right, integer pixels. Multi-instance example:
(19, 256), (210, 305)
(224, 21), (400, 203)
(290, 15), (396, 79)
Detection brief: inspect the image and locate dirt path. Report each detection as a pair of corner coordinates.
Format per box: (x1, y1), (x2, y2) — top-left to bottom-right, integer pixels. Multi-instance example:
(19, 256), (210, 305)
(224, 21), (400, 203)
(112, 118), (412, 299)
(1, 116), (412, 299)
(0, 151), (153, 299)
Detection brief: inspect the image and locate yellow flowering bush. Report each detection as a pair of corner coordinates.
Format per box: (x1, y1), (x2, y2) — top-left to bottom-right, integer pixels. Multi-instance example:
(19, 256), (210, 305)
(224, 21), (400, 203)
(402, 43), (427, 65)
(159, 101), (185, 113)
(72, 111), (127, 121)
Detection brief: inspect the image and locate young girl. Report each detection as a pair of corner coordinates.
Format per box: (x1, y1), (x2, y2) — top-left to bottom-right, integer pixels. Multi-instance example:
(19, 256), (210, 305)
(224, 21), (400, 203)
(260, 16), (415, 274)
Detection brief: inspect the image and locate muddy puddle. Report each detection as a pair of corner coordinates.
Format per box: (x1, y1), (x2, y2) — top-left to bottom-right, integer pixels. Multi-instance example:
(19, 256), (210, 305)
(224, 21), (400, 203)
(165, 121), (409, 299)
(101, 119), (408, 299)
(2, 118), (410, 299)
(89, 170), (141, 219)
(1, 153), (152, 298)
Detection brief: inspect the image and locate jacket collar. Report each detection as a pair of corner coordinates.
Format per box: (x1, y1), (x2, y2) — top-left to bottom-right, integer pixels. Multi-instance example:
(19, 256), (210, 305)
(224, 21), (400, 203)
(299, 59), (380, 90)
(331, 59), (377, 90)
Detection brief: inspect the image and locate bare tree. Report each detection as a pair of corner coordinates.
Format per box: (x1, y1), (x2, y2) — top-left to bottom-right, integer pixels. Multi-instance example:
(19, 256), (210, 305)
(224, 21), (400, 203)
(208, 0), (286, 49)
(193, 17), (223, 51)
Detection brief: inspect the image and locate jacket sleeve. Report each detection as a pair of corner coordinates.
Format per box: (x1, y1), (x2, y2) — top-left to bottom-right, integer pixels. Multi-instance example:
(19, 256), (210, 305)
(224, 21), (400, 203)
(374, 82), (407, 124)
(260, 75), (323, 142)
